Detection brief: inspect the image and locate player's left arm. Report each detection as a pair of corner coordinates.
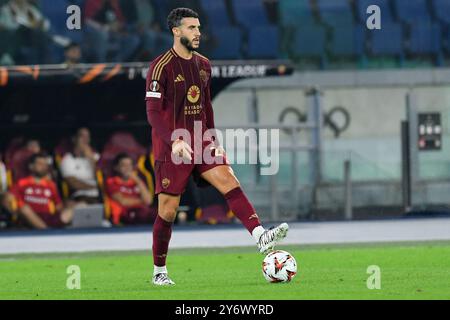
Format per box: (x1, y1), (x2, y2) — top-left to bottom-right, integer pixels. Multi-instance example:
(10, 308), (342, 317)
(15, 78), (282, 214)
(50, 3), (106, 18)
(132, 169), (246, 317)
(204, 63), (215, 130)
(204, 63), (225, 156)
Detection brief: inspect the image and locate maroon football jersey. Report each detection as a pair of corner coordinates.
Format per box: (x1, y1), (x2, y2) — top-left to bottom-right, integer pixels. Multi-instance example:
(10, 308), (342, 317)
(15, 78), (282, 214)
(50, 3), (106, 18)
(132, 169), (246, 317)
(145, 48), (215, 161)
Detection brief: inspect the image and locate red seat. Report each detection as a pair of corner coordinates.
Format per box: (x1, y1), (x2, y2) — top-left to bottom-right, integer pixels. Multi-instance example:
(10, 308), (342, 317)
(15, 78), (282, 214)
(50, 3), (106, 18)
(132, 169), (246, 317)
(4, 137), (25, 168)
(99, 132), (148, 177)
(10, 149), (35, 181)
(54, 137), (72, 160)
(98, 132), (153, 222)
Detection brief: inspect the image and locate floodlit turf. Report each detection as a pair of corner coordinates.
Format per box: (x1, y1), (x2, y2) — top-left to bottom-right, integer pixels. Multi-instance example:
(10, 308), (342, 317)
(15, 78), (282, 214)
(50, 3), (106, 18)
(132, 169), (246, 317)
(1, 242), (450, 300)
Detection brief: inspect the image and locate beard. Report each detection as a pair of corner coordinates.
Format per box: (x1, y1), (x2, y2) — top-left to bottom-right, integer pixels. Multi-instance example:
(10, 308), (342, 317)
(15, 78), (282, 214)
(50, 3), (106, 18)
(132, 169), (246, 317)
(180, 36), (197, 51)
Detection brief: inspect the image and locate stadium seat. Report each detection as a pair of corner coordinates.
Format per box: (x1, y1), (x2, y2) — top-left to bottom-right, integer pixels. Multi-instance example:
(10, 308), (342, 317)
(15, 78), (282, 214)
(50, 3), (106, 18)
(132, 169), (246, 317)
(247, 26), (280, 59)
(291, 25), (327, 58)
(431, 0), (450, 25)
(4, 137), (25, 167)
(445, 30), (450, 54)
(98, 132), (147, 177)
(316, 0), (354, 27)
(393, 0), (432, 25)
(408, 23), (443, 64)
(152, 0), (170, 27)
(356, 0), (394, 24)
(97, 132), (154, 222)
(9, 149), (35, 182)
(210, 27), (242, 59)
(330, 24), (366, 57)
(38, 0), (83, 62)
(199, 0), (232, 26)
(230, 0), (271, 29)
(369, 23), (404, 56)
(54, 138), (72, 159)
(38, 0), (83, 43)
(278, 0), (317, 28)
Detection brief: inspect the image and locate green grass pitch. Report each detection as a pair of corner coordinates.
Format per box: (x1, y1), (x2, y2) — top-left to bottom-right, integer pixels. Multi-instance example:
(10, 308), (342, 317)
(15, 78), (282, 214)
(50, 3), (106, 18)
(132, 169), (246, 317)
(1, 241), (450, 300)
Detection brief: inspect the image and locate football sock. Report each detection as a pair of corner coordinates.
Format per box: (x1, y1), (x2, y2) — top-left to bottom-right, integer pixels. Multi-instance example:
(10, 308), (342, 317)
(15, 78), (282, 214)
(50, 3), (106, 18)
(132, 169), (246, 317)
(153, 265), (168, 276)
(252, 226), (266, 243)
(224, 187), (262, 235)
(152, 215), (173, 267)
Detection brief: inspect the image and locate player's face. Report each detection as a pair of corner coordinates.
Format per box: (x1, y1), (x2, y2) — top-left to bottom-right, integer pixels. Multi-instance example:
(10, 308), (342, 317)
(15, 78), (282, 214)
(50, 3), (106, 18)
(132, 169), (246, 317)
(177, 17), (201, 51)
(30, 157), (49, 178)
(117, 158), (134, 178)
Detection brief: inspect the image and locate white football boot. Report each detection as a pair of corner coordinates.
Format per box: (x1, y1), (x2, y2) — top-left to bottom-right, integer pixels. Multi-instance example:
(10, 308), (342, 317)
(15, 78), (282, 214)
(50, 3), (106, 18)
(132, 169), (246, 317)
(257, 223), (289, 254)
(152, 273), (176, 286)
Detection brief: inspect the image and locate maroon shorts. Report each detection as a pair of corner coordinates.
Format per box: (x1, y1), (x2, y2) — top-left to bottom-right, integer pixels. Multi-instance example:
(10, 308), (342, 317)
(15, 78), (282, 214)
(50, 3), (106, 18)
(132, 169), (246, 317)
(155, 153), (229, 196)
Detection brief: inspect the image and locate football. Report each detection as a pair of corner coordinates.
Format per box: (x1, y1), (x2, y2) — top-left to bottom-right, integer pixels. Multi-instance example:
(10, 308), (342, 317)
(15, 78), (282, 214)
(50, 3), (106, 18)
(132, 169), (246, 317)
(262, 250), (297, 283)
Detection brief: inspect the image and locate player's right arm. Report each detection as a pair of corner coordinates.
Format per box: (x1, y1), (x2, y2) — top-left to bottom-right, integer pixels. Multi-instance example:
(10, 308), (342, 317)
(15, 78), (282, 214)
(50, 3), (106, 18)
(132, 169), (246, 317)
(146, 59), (172, 146)
(146, 60), (193, 161)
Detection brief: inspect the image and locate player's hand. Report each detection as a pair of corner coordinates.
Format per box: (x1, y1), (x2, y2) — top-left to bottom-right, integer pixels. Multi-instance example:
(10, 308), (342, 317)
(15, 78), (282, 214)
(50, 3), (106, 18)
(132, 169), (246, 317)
(172, 139), (193, 161)
(210, 145), (226, 157)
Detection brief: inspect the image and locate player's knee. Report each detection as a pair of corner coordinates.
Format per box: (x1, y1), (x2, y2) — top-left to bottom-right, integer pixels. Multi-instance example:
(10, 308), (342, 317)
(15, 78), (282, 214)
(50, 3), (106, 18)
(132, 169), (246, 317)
(158, 199), (178, 222)
(158, 206), (177, 222)
(225, 168), (240, 187)
(220, 175), (240, 194)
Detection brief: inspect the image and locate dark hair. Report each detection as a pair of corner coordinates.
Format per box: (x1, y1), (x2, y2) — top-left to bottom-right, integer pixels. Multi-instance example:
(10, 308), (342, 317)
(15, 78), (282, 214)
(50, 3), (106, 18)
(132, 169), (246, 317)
(113, 153), (132, 167)
(167, 7), (199, 32)
(28, 153), (48, 166)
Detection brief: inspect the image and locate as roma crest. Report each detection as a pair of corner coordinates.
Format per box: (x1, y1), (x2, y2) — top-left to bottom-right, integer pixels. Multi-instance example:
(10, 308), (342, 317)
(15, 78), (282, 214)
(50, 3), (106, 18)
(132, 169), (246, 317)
(187, 85), (201, 103)
(162, 178), (171, 189)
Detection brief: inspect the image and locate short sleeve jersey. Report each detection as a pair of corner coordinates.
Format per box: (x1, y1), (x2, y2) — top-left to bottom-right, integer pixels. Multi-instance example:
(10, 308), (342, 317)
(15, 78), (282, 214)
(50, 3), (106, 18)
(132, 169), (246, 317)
(105, 176), (141, 200)
(11, 176), (62, 215)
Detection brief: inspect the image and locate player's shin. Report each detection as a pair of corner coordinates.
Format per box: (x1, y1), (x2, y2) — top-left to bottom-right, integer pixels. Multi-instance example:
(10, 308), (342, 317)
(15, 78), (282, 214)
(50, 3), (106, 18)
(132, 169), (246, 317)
(152, 215), (173, 271)
(224, 187), (263, 237)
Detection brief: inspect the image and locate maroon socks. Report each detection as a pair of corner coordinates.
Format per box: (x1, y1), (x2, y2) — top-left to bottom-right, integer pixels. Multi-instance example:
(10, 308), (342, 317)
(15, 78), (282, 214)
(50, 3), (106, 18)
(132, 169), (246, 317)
(224, 187), (262, 234)
(152, 187), (262, 271)
(152, 215), (173, 267)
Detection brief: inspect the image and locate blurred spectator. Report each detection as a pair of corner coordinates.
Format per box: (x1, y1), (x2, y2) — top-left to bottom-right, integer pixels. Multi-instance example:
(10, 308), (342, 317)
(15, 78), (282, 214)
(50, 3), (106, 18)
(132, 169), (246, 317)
(60, 128), (101, 205)
(63, 42), (82, 67)
(0, 159), (7, 193)
(0, 8), (15, 65)
(7, 153), (74, 229)
(120, 0), (172, 60)
(106, 153), (155, 225)
(83, 0), (140, 62)
(10, 138), (42, 181)
(0, 0), (51, 65)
